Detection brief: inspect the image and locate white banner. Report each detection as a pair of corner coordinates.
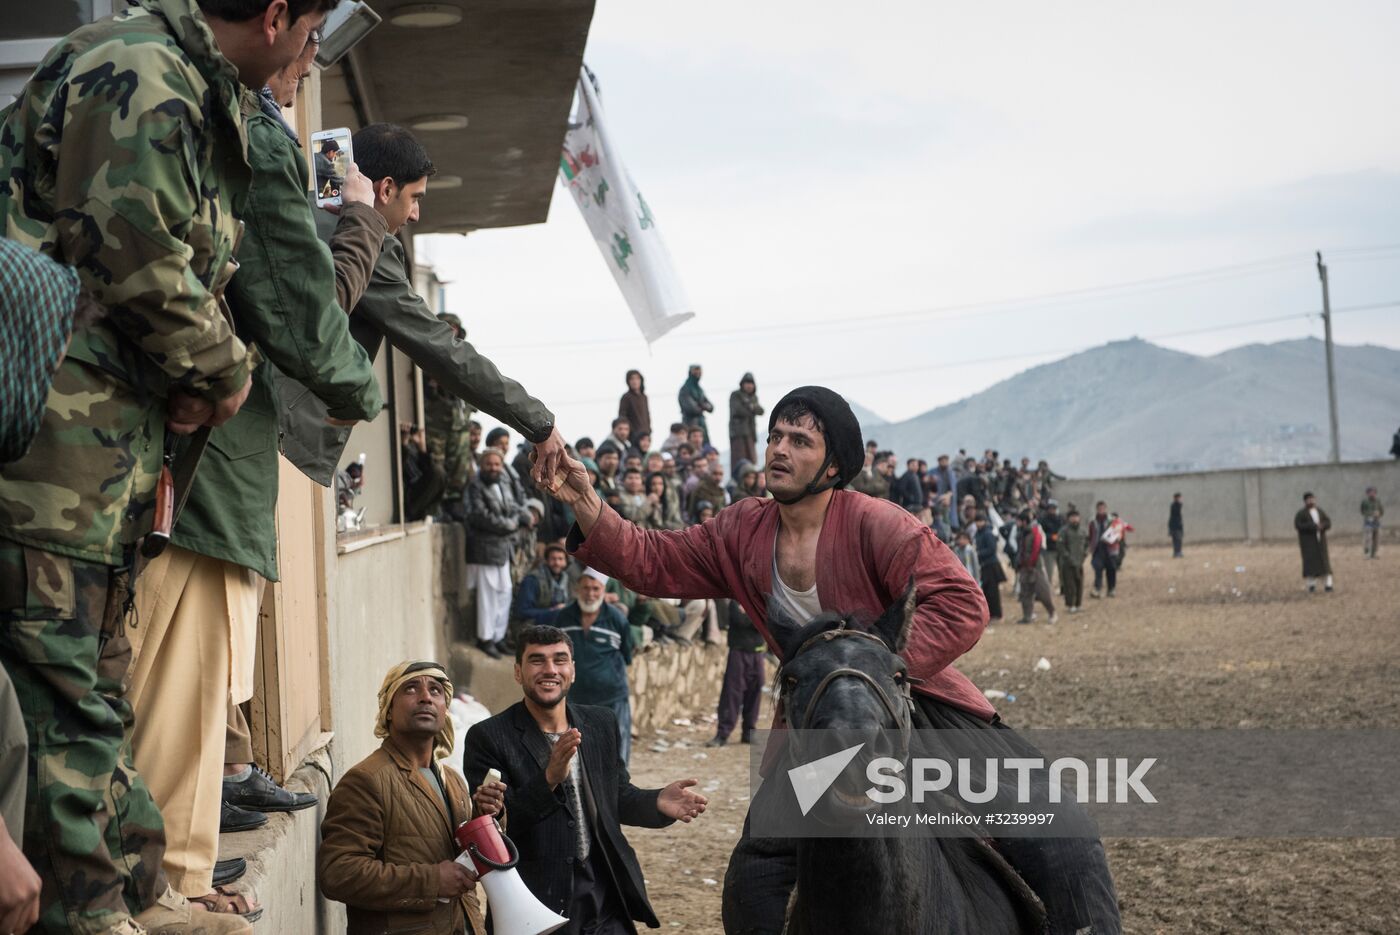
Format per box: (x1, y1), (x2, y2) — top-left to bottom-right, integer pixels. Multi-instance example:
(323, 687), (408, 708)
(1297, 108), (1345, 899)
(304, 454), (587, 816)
(560, 67), (695, 344)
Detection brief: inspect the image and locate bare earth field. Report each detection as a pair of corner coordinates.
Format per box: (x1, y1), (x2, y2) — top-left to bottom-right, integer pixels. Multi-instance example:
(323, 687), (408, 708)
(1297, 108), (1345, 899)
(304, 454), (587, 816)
(624, 538), (1400, 934)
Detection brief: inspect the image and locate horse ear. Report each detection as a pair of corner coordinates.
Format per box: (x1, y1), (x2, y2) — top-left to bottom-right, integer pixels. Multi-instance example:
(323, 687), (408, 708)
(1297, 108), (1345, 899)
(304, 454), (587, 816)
(873, 576), (917, 652)
(766, 596), (804, 660)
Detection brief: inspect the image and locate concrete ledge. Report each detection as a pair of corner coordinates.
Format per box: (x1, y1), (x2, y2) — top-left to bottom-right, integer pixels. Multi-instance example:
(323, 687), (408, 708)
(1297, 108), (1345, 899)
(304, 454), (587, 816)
(219, 741), (345, 933)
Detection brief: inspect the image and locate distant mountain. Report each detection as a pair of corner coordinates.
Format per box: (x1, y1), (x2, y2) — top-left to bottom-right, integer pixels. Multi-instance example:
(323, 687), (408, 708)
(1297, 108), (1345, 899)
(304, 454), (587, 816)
(865, 338), (1400, 477)
(848, 400), (888, 428)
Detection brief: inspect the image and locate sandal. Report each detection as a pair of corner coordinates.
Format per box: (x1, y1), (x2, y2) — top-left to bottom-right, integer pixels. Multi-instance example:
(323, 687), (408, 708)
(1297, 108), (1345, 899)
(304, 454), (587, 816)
(191, 884), (264, 923)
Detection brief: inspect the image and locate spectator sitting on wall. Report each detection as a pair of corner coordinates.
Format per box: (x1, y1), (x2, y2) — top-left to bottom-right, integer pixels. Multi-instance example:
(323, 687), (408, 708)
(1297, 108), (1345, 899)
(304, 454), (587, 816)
(643, 471), (685, 530)
(686, 424), (706, 456)
(617, 467), (650, 524)
(514, 544), (579, 632)
(693, 500), (717, 524)
(319, 661), (501, 935)
(575, 436), (596, 460)
(689, 459), (730, 518)
(605, 417), (631, 456)
(731, 461), (764, 502)
(660, 422), (687, 456)
(595, 440), (622, 494)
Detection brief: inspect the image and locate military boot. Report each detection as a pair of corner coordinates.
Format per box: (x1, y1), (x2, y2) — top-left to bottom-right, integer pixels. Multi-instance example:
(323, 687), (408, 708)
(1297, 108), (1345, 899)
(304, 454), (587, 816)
(133, 886), (253, 934)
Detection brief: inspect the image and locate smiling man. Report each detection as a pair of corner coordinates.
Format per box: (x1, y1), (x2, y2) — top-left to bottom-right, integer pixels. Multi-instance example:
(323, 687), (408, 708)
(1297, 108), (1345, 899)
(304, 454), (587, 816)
(546, 385), (1121, 935)
(464, 625), (705, 934)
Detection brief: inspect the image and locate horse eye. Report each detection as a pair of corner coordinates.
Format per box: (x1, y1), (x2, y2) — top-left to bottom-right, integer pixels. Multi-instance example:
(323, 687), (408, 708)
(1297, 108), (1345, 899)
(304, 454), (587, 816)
(783, 676), (798, 692)
(893, 671), (907, 684)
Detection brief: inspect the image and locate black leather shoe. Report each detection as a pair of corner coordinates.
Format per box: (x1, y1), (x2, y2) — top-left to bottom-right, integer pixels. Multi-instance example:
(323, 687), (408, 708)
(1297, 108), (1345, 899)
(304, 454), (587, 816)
(224, 765), (317, 813)
(212, 857), (246, 887)
(704, 736), (726, 748)
(477, 638), (502, 660)
(220, 800), (268, 834)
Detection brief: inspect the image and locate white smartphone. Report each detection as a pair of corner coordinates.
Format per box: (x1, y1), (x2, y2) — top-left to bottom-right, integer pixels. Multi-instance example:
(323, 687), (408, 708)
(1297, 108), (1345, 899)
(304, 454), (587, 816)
(311, 127), (353, 207)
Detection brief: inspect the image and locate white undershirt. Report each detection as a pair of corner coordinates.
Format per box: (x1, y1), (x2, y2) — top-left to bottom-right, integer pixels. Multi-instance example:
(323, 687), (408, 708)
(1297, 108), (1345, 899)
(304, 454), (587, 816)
(770, 545), (822, 625)
(1309, 507), (1321, 539)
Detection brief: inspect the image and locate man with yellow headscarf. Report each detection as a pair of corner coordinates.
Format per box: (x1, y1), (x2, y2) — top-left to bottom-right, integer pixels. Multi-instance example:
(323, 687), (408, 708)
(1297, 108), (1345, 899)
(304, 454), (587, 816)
(319, 661), (506, 935)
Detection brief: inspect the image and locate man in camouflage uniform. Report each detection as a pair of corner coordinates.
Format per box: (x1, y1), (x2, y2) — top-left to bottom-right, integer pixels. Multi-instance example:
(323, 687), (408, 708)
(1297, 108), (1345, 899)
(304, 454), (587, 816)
(0, 0), (329, 932)
(424, 312), (475, 521)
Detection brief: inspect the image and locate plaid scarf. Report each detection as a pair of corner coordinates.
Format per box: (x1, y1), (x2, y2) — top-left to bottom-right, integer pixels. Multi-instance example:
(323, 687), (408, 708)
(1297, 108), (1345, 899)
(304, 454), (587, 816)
(0, 238), (80, 463)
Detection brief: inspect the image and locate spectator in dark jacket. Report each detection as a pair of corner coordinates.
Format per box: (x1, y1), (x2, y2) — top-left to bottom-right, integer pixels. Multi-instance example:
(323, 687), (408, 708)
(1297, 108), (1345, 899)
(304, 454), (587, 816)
(892, 457), (927, 514)
(463, 626), (706, 934)
(678, 364), (714, 443)
(1168, 493), (1184, 558)
(727, 372), (764, 475)
(706, 603), (767, 747)
(514, 545), (578, 631)
(618, 369), (651, 441)
(465, 449), (531, 658)
(956, 458), (988, 507)
(973, 513), (1005, 621)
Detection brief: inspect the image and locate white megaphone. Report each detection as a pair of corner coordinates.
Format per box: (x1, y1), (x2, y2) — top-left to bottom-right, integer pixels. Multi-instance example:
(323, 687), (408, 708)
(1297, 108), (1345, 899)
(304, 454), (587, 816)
(455, 815), (569, 935)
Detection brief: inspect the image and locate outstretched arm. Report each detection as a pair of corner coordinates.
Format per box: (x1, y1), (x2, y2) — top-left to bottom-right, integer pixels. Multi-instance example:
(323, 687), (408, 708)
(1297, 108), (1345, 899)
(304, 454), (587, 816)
(551, 451), (730, 600)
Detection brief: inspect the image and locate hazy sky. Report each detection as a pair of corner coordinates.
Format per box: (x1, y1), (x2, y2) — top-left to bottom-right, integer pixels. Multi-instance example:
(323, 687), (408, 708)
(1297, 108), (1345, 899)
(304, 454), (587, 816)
(418, 0), (1400, 442)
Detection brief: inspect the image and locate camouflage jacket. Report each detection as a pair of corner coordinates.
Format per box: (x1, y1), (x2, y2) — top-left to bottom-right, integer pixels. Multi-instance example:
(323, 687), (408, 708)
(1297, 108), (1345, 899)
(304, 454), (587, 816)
(424, 380), (473, 500)
(171, 91), (385, 581)
(0, 0), (253, 563)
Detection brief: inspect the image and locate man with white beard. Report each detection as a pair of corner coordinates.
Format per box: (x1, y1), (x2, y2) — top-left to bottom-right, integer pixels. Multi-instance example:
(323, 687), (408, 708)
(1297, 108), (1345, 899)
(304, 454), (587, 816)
(555, 570), (635, 762)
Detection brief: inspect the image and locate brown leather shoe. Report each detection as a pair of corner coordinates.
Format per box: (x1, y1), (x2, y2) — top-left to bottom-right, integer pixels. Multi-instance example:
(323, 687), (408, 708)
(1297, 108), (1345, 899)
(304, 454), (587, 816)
(133, 886), (253, 934)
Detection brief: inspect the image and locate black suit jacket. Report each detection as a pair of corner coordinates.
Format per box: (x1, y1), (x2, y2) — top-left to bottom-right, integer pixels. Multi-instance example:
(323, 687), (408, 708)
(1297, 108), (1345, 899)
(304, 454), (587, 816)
(463, 702), (673, 930)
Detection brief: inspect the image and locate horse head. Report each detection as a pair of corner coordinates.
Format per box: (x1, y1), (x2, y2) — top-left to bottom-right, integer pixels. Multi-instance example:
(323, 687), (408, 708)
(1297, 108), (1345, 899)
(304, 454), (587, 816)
(770, 579), (918, 818)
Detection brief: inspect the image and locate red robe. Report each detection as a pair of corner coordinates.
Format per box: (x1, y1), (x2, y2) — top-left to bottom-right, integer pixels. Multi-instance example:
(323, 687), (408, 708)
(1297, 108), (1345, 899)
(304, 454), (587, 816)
(569, 489), (995, 721)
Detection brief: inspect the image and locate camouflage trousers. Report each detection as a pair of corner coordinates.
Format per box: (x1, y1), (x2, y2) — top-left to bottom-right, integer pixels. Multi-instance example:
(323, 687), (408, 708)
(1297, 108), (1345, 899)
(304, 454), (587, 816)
(0, 541), (165, 934)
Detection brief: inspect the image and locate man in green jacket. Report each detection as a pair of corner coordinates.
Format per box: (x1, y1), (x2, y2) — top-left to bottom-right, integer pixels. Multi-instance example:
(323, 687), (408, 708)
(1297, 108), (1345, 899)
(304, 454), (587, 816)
(1057, 507), (1090, 613)
(280, 123), (568, 490)
(127, 27), (384, 916)
(0, 1), (328, 932)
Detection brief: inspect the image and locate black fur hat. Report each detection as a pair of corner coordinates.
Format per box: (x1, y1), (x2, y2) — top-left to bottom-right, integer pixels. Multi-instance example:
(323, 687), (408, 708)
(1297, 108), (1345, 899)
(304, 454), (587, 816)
(768, 386), (864, 492)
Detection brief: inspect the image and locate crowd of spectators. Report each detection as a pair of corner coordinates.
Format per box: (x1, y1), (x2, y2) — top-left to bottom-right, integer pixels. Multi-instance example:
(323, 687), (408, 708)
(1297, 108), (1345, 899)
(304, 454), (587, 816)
(417, 366), (774, 666)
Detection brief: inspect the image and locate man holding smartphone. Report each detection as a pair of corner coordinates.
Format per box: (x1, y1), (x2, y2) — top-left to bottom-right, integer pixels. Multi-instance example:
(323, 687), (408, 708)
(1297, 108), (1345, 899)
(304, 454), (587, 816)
(281, 123), (570, 492)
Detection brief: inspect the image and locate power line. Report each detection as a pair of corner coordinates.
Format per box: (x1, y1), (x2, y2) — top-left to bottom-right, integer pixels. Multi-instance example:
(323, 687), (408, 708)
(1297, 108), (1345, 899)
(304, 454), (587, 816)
(540, 299), (1397, 408)
(489, 246), (1400, 353)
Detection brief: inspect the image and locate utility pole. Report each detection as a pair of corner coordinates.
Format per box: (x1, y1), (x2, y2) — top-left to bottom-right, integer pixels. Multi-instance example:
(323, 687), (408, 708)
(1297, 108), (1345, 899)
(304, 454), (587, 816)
(1315, 251), (1341, 464)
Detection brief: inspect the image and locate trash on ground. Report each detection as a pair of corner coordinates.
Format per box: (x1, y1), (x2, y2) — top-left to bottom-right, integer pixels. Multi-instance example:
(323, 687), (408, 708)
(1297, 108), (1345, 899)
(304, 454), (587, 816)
(1034, 657), (1052, 672)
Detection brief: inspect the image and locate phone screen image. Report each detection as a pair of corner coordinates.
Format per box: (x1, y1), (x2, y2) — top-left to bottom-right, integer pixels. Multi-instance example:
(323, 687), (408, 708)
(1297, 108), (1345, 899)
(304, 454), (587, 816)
(313, 132), (351, 204)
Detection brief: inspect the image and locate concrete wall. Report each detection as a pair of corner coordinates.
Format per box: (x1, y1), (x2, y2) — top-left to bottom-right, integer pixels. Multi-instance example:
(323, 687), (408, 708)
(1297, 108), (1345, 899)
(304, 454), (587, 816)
(325, 524), (452, 779)
(1056, 459), (1400, 545)
(630, 642), (733, 734)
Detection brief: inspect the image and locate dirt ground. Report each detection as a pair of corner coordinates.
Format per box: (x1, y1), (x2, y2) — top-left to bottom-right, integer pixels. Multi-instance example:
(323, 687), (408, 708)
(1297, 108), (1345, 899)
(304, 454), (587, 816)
(624, 538), (1400, 933)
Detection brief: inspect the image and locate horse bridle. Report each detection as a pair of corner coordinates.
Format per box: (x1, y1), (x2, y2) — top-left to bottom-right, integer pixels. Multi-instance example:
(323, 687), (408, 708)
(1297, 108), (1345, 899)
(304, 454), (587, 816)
(778, 625), (916, 759)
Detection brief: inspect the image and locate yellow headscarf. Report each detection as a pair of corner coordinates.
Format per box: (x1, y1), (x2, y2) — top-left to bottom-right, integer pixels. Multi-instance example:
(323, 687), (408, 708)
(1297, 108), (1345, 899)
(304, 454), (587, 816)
(375, 660), (456, 761)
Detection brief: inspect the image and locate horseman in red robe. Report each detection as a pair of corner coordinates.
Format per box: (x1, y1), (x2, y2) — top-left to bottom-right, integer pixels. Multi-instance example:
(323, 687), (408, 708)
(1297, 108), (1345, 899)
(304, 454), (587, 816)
(546, 386), (1120, 935)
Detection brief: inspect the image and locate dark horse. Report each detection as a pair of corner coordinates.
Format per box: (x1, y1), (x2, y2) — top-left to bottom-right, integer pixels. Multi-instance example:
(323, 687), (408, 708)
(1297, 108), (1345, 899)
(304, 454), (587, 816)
(769, 584), (1045, 935)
